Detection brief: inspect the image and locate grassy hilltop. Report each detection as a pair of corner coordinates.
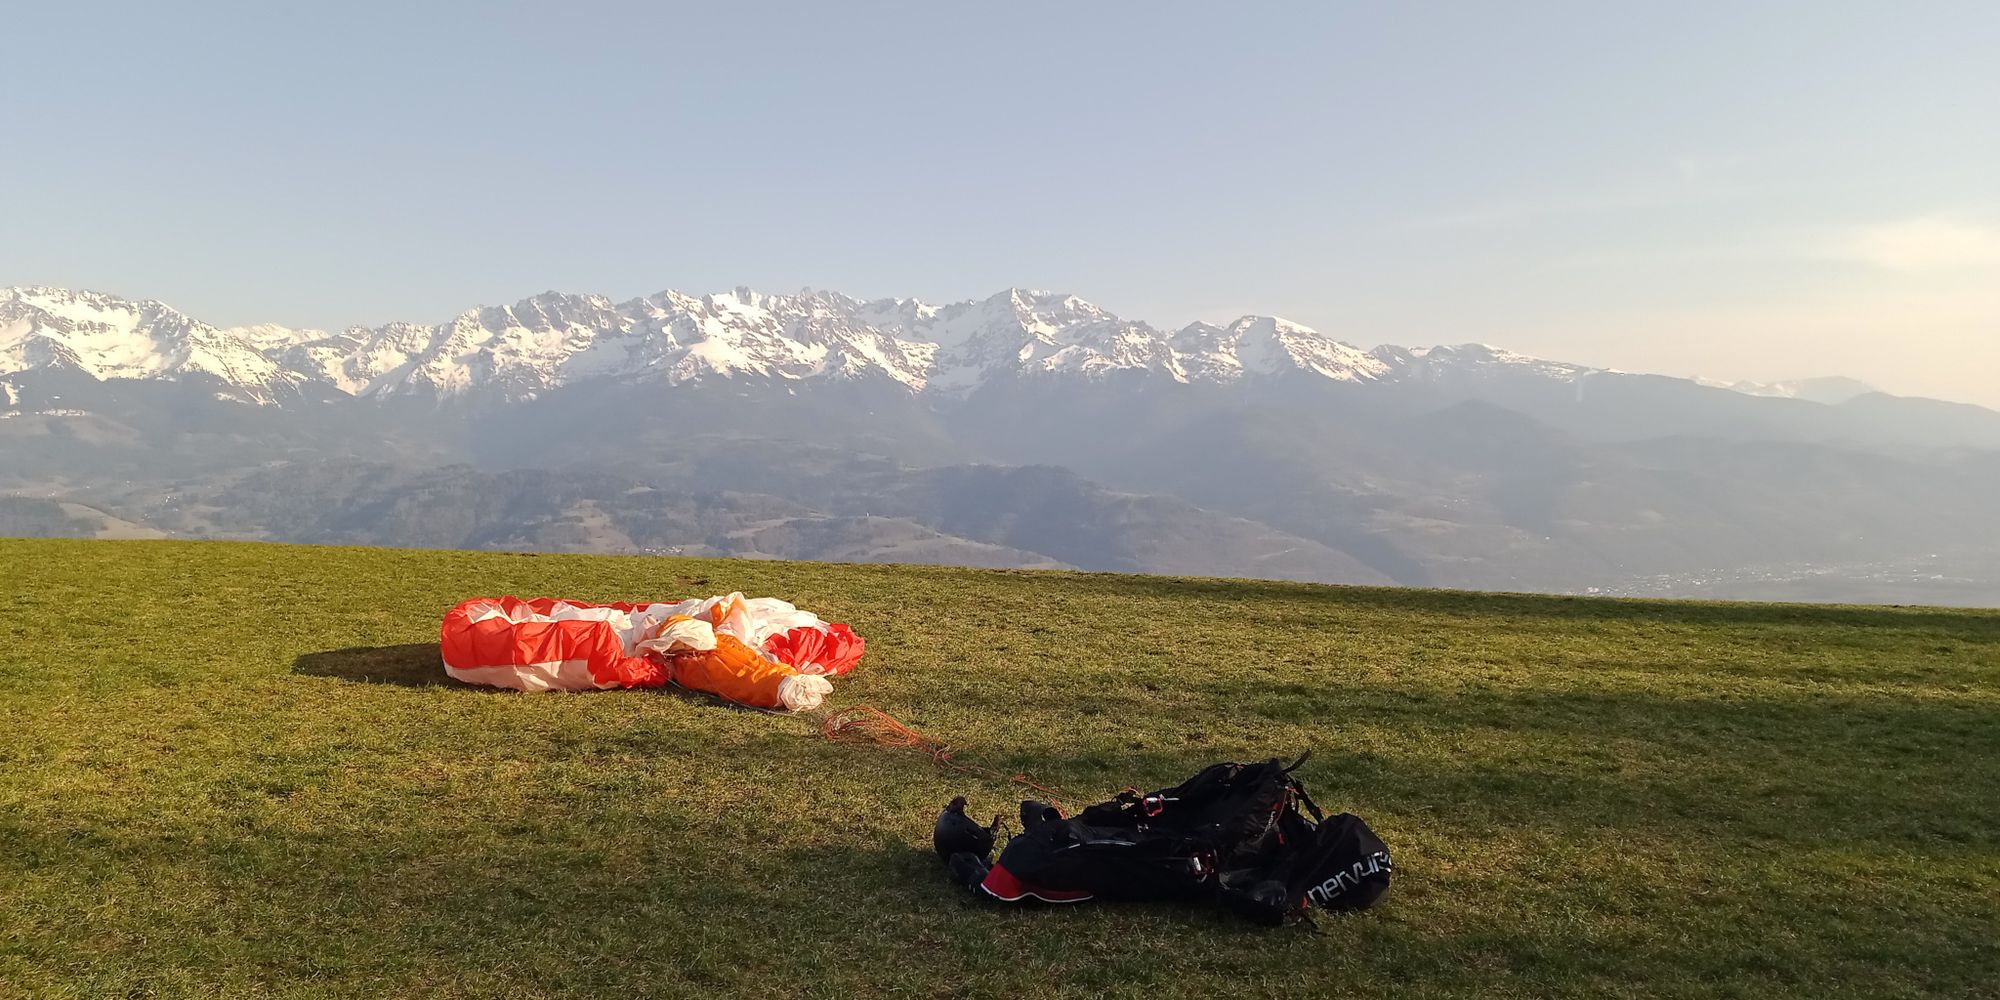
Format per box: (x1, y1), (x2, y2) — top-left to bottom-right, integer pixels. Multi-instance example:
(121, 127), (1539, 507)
(2, 539), (1996, 998)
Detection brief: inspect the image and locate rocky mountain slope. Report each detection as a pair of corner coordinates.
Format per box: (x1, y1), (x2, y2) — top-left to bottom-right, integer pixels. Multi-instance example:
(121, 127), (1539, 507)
(6, 283), (1998, 603)
(0, 285), (1641, 401)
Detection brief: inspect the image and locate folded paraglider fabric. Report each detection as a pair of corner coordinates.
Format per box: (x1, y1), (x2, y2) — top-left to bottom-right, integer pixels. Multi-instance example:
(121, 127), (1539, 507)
(439, 593), (864, 710)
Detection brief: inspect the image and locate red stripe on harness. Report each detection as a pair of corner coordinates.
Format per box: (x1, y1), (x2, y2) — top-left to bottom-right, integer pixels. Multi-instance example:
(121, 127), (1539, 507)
(979, 863), (1094, 904)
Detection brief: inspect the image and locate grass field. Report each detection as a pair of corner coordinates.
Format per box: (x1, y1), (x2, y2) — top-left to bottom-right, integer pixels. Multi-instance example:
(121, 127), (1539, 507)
(2, 539), (1996, 998)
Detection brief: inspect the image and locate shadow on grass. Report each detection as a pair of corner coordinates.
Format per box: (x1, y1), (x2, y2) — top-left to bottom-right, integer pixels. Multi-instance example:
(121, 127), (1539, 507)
(292, 644), (470, 688)
(0, 820), (1315, 997)
(289, 645), (772, 714)
(896, 680), (2000, 853)
(782, 838), (1293, 940)
(10, 714), (1992, 994)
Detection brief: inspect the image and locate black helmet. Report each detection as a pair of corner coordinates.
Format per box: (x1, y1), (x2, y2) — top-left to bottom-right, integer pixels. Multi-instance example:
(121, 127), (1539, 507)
(932, 796), (999, 860)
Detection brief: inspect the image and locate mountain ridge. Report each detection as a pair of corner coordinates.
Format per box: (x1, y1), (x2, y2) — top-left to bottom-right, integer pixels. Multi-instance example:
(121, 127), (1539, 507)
(8, 283), (1999, 605)
(7, 284), (1948, 413)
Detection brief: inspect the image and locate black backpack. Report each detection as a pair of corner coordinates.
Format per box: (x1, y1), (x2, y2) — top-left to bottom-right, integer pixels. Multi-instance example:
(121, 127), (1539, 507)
(936, 753), (1391, 924)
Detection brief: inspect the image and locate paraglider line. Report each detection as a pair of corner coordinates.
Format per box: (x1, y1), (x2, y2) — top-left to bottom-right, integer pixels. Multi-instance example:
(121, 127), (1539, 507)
(814, 704), (1078, 813)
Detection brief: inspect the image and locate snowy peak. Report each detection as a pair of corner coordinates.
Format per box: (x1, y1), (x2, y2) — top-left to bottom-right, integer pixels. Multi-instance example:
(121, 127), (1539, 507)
(1, 287), (188, 379)
(639, 287), (929, 388)
(1381, 343), (1594, 383)
(0, 284), (1594, 402)
(390, 292), (663, 398)
(5, 284), (1897, 410)
(960, 288), (1106, 336)
(0, 287), (296, 401)
(1024, 317), (1186, 382)
(224, 322), (329, 352)
(1701, 375), (1878, 405)
(915, 289), (1104, 349)
(1174, 315), (1388, 382)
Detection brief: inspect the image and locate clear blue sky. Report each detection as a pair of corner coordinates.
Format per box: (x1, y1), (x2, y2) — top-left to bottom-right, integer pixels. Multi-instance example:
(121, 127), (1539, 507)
(6, 2), (1997, 404)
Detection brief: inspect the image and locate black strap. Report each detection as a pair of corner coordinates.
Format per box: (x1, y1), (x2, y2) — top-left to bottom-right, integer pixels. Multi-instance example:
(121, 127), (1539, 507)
(1292, 780), (1325, 823)
(1282, 749), (1313, 773)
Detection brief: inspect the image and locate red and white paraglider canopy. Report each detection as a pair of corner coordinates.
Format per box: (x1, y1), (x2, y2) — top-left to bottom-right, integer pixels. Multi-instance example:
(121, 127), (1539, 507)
(440, 593), (864, 711)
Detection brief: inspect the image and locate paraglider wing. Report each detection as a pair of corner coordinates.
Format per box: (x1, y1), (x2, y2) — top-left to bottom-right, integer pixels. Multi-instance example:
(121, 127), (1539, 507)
(440, 597), (667, 692)
(762, 622), (866, 676)
(438, 594), (860, 711)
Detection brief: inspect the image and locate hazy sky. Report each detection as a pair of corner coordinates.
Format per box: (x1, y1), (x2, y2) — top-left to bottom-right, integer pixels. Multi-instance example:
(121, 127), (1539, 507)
(6, 2), (1997, 404)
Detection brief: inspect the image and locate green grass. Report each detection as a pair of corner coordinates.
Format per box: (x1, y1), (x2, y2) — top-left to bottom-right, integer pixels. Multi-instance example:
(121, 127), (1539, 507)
(2, 539), (1996, 999)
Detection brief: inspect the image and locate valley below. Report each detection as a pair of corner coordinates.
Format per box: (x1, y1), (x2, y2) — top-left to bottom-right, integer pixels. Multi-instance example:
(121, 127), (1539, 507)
(6, 283), (1999, 606)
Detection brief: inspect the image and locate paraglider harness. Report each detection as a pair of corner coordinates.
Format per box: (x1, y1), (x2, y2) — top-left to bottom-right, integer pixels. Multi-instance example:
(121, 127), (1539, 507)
(933, 752), (1390, 924)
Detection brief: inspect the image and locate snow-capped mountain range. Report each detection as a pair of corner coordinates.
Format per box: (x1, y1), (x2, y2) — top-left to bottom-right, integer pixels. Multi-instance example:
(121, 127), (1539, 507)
(1692, 375), (1879, 406)
(3, 284), (1873, 410)
(1, 284), (1614, 405)
(6, 286), (1998, 607)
